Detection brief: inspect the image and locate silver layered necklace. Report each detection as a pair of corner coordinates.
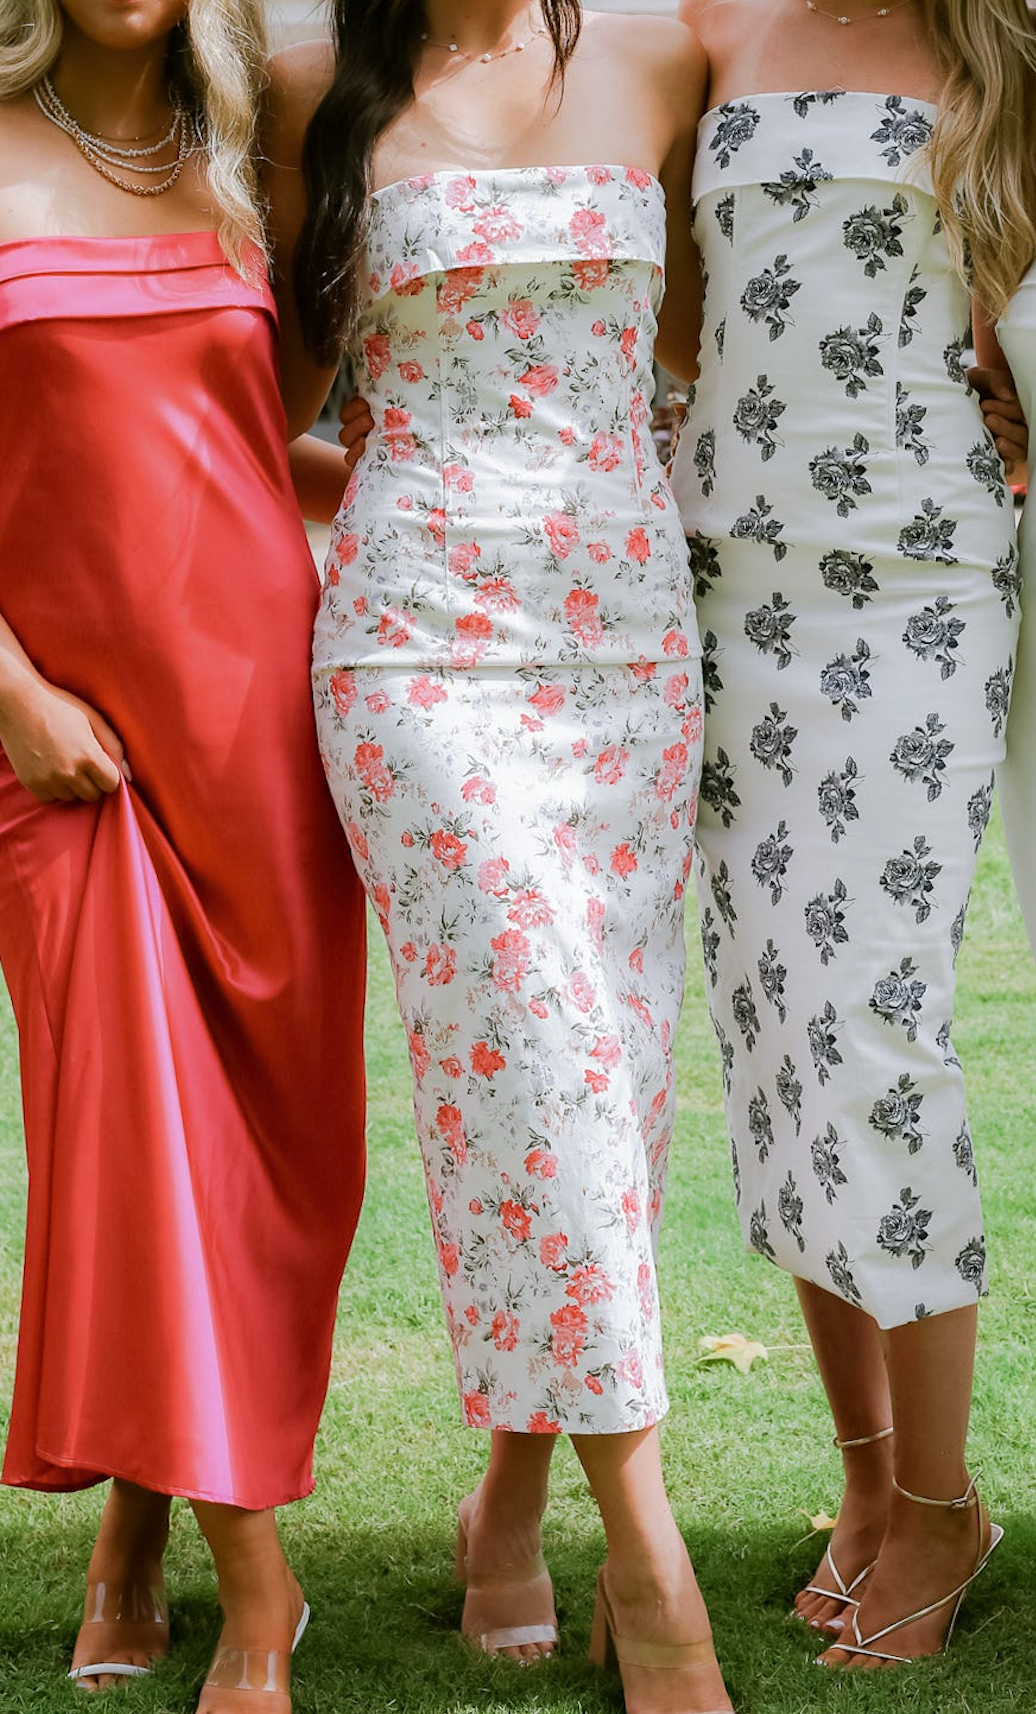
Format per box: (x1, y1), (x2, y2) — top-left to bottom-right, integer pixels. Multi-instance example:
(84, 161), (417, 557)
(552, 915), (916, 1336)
(33, 75), (198, 197)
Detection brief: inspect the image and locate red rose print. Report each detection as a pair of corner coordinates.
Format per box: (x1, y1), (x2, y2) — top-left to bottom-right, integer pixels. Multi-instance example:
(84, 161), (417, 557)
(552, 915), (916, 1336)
(563, 587), (604, 645)
(528, 683), (566, 715)
(445, 174), (477, 209)
(545, 512), (580, 559)
(585, 1069), (609, 1092)
(437, 1102), (465, 1155)
(625, 526), (651, 564)
(501, 1198), (532, 1243)
(448, 541), (482, 577)
(587, 541), (612, 564)
(539, 1232), (568, 1270)
(501, 299), (541, 339)
(407, 675), (449, 709)
(565, 970), (595, 1013)
(569, 206), (610, 257)
(440, 1056), (463, 1079)
(408, 1029), (429, 1079)
(426, 943), (457, 987)
(443, 462), (475, 493)
(472, 206), (521, 243)
(426, 506), (447, 546)
(330, 671), (356, 717)
(594, 745), (629, 785)
(611, 842), (638, 877)
(662, 629), (690, 657)
(585, 1375), (604, 1395)
(491, 927), (531, 992)
(524, 1148), (557, 1180)
(527, 1411), (562, 1433)
(492, 1310), (520, 1351)
(471, 1040), (506, 1077)
(475, 577), (519, 612)
(363, 333), (391, 379)
(509, 393), (533, 419)
(655, 741), (689, 802)
(477, 856), (510, 895)
(618, 1353), (644, 1388)
(431, 829), (468, 869)
(335, 531), (360, 565)
(566, 1264), (616, 1306)
(549, 1302), (587, 1366)
(383, 405), (417, 462)
(345, 821), (369, 862)
(466, 319), (485, 341)
(572, 259), (610, 290)
(591, 1034), (622, 1069)
(521, 364), (560, 397)
(437, 266), (484, 313)
(626, 166), (654, 188)
(464, 1390), (492, 1426)
(664, 672), (690, 708)
(398, 359), (424, 383)
(390, 261), (425, 296)
(461, 775), (496, 805)
(376, 605), (414, 649)
(589, 433), (623, 473)
(586, 166), (613, 185)
(507, 889), (554, 928)
(440, 1241), (460, 1276)
(354, 740), (395, 802)
(365, 690), (390, 713)
(621, 1188), (641, 1235)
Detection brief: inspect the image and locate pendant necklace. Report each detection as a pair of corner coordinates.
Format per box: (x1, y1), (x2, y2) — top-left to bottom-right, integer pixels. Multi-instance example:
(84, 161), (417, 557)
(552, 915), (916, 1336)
(804, 0), (915, 22)
(421, 16), (547, 63)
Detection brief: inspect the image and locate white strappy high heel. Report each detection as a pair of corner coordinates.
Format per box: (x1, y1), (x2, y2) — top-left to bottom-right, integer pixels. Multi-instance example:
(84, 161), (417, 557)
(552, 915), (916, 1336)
(822, 1475), (1003, 1667)
(799, 1425), (893, 1620)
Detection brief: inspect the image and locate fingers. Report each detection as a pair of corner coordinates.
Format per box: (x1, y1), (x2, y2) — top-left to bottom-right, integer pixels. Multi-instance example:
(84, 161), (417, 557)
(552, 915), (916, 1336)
(88, 708), (131, 780)
(967, 364), (1020, 404)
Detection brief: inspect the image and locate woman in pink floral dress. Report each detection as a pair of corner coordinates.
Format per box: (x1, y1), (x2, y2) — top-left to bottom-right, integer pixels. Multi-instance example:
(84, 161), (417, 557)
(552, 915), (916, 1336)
(267, 7), (732, 1712)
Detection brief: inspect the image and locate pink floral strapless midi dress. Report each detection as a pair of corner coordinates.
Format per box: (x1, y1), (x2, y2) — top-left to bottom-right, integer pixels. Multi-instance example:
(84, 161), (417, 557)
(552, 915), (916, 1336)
(314, 166), (703, 1434)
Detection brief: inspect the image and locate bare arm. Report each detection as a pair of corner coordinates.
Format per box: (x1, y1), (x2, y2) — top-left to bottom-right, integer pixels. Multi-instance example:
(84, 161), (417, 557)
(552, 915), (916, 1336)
(264, 46), (342, 440)
(970, 306), (1029, 470)
(0, 614), (126, 802)
(288, 431), (361, 523)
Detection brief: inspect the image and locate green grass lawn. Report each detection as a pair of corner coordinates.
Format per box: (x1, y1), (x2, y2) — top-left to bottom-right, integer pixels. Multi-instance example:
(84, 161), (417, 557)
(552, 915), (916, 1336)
(0, 815), (1034, 1713)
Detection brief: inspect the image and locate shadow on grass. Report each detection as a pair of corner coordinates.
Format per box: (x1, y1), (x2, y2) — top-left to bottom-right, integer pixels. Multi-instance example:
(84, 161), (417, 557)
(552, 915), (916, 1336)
(1, 1511), (1031, 1713)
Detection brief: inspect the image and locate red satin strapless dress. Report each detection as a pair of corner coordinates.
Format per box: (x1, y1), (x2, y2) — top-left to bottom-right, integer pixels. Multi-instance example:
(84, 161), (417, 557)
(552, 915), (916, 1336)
(0, 232), (366, 1509)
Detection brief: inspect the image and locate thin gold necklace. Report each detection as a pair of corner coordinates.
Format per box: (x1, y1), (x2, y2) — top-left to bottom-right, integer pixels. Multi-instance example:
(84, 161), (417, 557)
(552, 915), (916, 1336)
(804, 0), (915, 22)
(421, 16), (547, 63)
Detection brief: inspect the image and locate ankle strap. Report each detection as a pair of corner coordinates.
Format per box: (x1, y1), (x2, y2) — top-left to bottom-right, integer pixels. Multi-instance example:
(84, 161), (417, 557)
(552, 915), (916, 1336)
(892, 1473), (978, 1510)
(833, 1425), (894, 1451)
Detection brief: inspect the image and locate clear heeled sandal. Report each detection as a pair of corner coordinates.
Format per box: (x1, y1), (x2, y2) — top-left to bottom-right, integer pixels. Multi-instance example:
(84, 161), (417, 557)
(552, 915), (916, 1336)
(198, 1602), (309, 1711)
(455, 1509), (558, 1657)
(68, 1579), (169, 1687)
(588, 1569), (732, 1714)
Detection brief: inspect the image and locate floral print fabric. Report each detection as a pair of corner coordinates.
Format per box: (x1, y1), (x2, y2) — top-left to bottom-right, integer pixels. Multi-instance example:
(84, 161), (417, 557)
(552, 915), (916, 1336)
(315, 167), (703, 1431)
(670, 93), (1019, 1327)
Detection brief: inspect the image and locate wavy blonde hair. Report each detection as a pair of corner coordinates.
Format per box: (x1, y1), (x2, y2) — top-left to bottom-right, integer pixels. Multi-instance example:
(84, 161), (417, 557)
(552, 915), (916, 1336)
(0, 0), (268, 271)
(926, 0), (1036, 319)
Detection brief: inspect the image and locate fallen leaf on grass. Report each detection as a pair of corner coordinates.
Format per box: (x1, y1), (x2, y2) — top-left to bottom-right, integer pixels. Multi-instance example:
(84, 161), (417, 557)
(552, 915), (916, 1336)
(697, 1333), (769, 1374)
(799, 1509), (838, 1533)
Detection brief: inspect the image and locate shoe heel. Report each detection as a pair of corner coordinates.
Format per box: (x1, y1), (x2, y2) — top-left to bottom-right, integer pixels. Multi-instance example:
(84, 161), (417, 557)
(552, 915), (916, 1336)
(588, 1588), (616, 1671)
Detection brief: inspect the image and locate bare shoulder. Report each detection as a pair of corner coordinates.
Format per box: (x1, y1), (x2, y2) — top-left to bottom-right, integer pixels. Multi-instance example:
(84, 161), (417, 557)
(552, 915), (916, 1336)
(264, 40), (335, 160)
(583, 8), (706, 103)
(677, 0), (754, 48)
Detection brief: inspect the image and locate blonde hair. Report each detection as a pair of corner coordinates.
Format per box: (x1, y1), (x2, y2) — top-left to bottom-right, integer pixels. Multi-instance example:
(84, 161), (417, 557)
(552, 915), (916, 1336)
(0, 0), (268, 271)
(926, 0), (1036, 319)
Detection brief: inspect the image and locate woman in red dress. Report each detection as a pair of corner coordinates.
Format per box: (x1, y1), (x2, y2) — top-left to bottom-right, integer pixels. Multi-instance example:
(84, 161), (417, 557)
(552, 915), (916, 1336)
(0, 0), (366, 1707)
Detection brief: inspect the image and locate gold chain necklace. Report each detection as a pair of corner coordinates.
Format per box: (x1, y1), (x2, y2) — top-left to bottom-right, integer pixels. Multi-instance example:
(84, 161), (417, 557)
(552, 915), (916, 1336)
(33, 75), (198, 197)
(421, 16), (547, 63)
(804, 0), (915, 22)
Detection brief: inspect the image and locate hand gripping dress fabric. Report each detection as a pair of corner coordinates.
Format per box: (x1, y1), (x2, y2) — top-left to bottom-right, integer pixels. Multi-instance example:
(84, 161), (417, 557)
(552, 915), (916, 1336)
(314, 166), (703, 1434)
(994, 275), (1036, 959)
(0, 233), (366, 1507)
(669, 93), (1019, 1327)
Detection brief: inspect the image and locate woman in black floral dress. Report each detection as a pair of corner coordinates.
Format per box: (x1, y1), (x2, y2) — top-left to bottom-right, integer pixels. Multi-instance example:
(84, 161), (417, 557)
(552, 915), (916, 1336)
(674, 0), (1021, 1672)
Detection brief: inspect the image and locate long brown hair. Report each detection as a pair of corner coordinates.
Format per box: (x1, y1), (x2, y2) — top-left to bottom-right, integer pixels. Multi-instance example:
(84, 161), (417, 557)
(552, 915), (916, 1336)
(926, 0), (1036, 318)
(294, 1), (582, 365)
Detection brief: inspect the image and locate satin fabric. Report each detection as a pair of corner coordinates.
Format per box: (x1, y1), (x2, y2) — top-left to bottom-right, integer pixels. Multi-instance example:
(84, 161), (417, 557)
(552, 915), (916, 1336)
(0, 232), (366, 1508)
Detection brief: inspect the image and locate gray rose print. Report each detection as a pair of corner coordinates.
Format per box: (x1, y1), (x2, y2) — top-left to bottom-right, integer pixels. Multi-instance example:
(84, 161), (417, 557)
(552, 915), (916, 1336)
(984, 662), (1013, 737)
(902, 595), (965, 679)
(740, 254), (802, 341)
(749, 1200), (776, 1260)
(809, 434), (872, 516)
(715, 193), (735, 243)
(899, 270), (926, 347)
(710, 859), (738, 934)
(808, 1000), (843, 1084)
(819, 549), (879, 609)
(880, 834), (942, 923)
(937, 1018), (962, 1070)
(898, 499), (959, 566)
(701, 628), (723, 713)
(744, 592), (796, 666)
(825, 1241), (863, 1306)
(804, 878), (850, 964)
(811, 1121), (847, 1204)
(820, 639), (873, 722)
(895, 383), (930, 466)
(869, 1072), (925, 1154)
(715, 318), (726, 359)
(693, 429), (716, 497)
(731, 1137), (742, 1205)
(870, 95), (933, 167)
(817, 756), (860, 843)
(688, 534), (723, 599)
(953, 1121), (977, 1186)
(733, 375), (787, 461)
(750, 702), (798, 785)
(890, 713), (954, 800)
(877, 1186), (932, 1269)
(943, 335), (967, 386)
(700, 907), (720, 989)
(842, 195), (908, 278)
(955, 1234), (985, 1292)
(950, 900), (967, 965)
(714, 1020), (735, 1094)
(748, 1087), (774, 1161)
(758, 938), (788, 1023)
(700, 747), (741, 828)
(992, 549), (1021, 617)
(776, 1053), (802, 1133)
(869, 956), (926, 1042)
(751, 818), (794, 903)
(791, 90), (847, 118)
(710, 101), (761, 169)
(966, 437), (1007, 506)
(778, 1172), (806, 1251)
(818, 314), (883, 398)
(732, 981), (761, 1050)
(763, 147), (834, 222)
(966, 776), (993, 851)
(731, 495), (788, 561)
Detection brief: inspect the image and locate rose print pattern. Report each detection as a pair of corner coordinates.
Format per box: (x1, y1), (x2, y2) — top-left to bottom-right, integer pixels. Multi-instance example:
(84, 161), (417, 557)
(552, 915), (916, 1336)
(315, 167), (703, 1431)
(670, 93), (1019, 1326)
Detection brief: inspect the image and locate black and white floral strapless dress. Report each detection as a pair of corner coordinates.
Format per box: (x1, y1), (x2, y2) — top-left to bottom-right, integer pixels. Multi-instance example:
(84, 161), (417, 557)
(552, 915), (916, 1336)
(670, 91), (1019, 1326)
